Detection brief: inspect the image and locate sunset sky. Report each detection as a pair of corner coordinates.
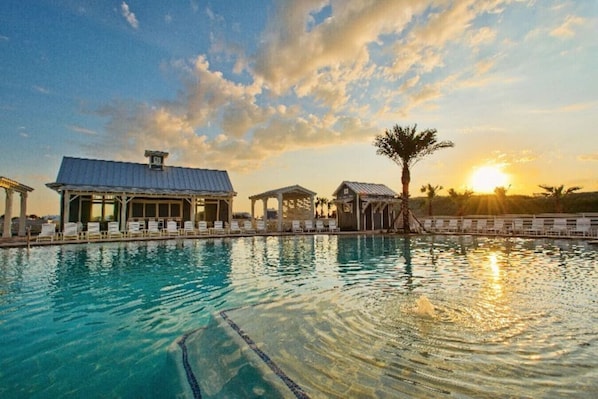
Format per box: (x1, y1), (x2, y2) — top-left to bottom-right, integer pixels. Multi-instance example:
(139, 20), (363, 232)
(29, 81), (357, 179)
(1, 0), (597, 216)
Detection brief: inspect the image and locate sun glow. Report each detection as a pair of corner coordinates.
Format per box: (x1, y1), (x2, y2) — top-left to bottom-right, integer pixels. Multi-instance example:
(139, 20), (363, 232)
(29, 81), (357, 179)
(470, 165), (509, 193)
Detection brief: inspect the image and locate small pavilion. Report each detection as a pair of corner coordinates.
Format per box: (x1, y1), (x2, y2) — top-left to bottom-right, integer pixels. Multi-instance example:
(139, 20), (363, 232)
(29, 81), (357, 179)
(332, 181), (400, 231)
(249, 185), (316, 232)
(1, 176), (34, 237)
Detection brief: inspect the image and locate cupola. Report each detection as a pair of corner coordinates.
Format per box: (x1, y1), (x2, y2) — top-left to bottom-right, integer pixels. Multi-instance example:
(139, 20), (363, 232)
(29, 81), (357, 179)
(144, 150), (169, 170)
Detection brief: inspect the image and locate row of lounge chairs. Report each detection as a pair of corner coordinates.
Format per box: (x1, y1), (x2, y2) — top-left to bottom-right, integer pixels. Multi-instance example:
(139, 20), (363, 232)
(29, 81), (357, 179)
(36, 219), (341, 242)
(422, 217), (595, 237)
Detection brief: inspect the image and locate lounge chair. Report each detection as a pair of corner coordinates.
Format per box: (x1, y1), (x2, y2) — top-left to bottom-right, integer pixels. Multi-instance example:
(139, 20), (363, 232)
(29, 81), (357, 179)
(37, 222), (56, 242)
(461, 219), (472, 233)
(304, 220), (315, 232)
(570, 218), (591, 237)
(291, 220), (303, 233)
(212, 221), (226, 235)
(422, 219), (433, 231)
(488, 219), (505, 235)
(549, 218), (569, 236)
(229, 221), (242, 234)
(86, 222), (103, 240)
(107, 221), (123, 239)
(445, 219), (458, 232)
(526, 218), (545, 235)
(62, 222), (80, 241)
(433, 219), (445, 232)
(242, 220), (256, 234)
(197, 221), (210, 235)
(315, 220), (325, 232)
(475, 219), (487, 234)
(182, 221), (196, 236)
(127, 221), (144, 238)
(510, 218), (524, 234)
(165, 220), (180, 236)
(328, 220), (340, 232)
(147, 220), (162, 237)
(256, 220), (267, 233)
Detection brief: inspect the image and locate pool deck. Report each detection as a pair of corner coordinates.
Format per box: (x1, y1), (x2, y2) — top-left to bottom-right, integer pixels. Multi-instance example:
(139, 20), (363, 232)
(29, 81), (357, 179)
(1, 228), (597, 249)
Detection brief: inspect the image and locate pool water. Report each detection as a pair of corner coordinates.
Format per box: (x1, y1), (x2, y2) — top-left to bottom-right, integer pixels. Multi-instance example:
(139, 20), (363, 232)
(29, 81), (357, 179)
(1, 235), (597, 398)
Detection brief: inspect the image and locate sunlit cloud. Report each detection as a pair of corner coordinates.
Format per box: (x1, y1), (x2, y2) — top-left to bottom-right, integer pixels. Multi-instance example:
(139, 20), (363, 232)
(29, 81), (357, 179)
(578, 153), (598, 162)
(67, 125), (98, 136)
(550, 15), (584, 38)
(121, 2), (139, 29)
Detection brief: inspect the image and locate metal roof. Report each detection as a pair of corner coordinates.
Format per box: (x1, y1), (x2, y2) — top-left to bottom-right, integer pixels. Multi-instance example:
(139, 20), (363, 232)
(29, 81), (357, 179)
(249, 184), (316, 200)
(333, 181), (398, 197)
(47, 157), (235, 196)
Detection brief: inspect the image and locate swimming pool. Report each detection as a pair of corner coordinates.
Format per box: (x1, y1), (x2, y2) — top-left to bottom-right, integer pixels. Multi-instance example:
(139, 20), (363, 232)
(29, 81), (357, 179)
(1, 235), (596, 398)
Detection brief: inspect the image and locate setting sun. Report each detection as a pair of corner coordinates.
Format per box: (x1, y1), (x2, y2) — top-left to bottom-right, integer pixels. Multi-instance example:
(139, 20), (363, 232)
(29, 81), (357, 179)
(470, 165), (509, 193)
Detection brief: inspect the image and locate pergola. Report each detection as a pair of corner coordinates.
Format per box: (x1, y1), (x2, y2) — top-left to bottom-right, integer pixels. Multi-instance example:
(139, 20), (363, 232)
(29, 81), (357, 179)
(249, 185), (316, 232)
(1, 176), (34, 237)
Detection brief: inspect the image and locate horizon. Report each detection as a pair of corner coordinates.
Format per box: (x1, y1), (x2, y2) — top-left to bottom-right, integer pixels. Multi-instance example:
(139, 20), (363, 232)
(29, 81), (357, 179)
(1, 1), (596, 216)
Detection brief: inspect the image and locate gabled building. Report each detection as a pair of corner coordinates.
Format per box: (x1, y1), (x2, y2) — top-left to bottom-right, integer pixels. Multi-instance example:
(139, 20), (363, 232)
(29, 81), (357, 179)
(332, 181), (400, 231)
(46, 150), (236, 230)
(249, 185), (316, 232)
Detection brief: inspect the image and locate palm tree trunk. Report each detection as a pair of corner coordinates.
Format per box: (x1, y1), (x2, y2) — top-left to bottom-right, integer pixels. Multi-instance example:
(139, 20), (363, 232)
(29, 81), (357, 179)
(402, 165), (411, 233)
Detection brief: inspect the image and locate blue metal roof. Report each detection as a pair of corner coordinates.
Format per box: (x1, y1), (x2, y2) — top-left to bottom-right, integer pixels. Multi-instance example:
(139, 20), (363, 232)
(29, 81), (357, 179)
(47, 157), (235, 196)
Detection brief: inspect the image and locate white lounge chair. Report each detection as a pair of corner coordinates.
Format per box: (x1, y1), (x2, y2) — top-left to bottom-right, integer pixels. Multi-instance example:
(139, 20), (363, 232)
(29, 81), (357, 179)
(315, 220), (325, 232)
(147, 220), (161, 237)
(291, 220), (303, 233)
(461, 219), (472, 233)
(127, 221), (144, 238)
(212, 221), (226, 235)
(328, 220), (340, 232)
(422, 219), (433, 231)
(549, 218), (569, 236)
(304, 220), (315, 232)
(107, 221), (123, 239)
(433, 219), (445, 232)
(570, 218), (591, 237)
(510, 219), (524, 234)
(242, 220), (256, 234)
(86, 222), (102, 240)
(526, 218), (545, 235)
(182, 221), (196, 236)
(37, 222), (56, 242)
(165, 220), (180, 236)
(488, 219), (505, 235)
(229, 221), (242, 234)
(445, 219), (458, 232)
(197, 221), (210, 235)
(62, 222), (79, 241)
(256, 220), (267, 233)
(475, 219), (487, 234)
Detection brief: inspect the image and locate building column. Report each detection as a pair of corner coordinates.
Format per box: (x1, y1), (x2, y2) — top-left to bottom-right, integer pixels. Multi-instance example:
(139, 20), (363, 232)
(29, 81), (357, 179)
(62, 191), (71, 231)
(262, 198), (268, 223)
(190, 196), (196, 223)
(3, 188), (13, 238)
(356, 194), (361, 231)
(277, 193), (283, 232)
(18, 191), (27, 236)
(310, 194), (315, 220)
(120, 194), (127, 231)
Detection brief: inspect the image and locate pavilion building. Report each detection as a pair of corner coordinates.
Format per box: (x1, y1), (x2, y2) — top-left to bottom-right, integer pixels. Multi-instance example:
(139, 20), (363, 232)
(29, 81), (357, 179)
(46, 150), (236, 231)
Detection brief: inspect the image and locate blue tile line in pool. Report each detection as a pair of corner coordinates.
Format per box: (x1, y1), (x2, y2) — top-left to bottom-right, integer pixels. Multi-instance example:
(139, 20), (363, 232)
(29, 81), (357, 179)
(177, 310), (310, 399)
(219, 309), (311, 399)
(177, 329), (204, 399)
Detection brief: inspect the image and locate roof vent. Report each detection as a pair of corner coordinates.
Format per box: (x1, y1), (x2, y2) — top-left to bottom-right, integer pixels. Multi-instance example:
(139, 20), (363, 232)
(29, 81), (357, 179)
(144, 150), (169, 170)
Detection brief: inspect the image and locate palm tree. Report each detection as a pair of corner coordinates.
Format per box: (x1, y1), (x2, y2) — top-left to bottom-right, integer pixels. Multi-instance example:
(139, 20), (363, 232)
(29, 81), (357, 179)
(448, 188), (474, 216)
(420, 184), (443, 216)
(537, 184), (582, 213)
(374, 124), (454, 232)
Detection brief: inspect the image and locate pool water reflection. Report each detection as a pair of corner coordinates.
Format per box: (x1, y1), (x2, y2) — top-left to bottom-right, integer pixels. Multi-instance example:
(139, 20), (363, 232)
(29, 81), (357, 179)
(0, 235), (596, 398)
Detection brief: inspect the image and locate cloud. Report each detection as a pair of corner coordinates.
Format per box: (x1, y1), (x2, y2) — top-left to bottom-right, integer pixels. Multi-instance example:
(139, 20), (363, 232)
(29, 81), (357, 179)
(550, 15), (584, 38)
(121, 2), (139, 29)
(578, 153), (598, 162)
(33, 85), (50, 94)
(94, 0), (517, 173)
(0, 35), (8, 41)
(67, 125), (98, 136)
